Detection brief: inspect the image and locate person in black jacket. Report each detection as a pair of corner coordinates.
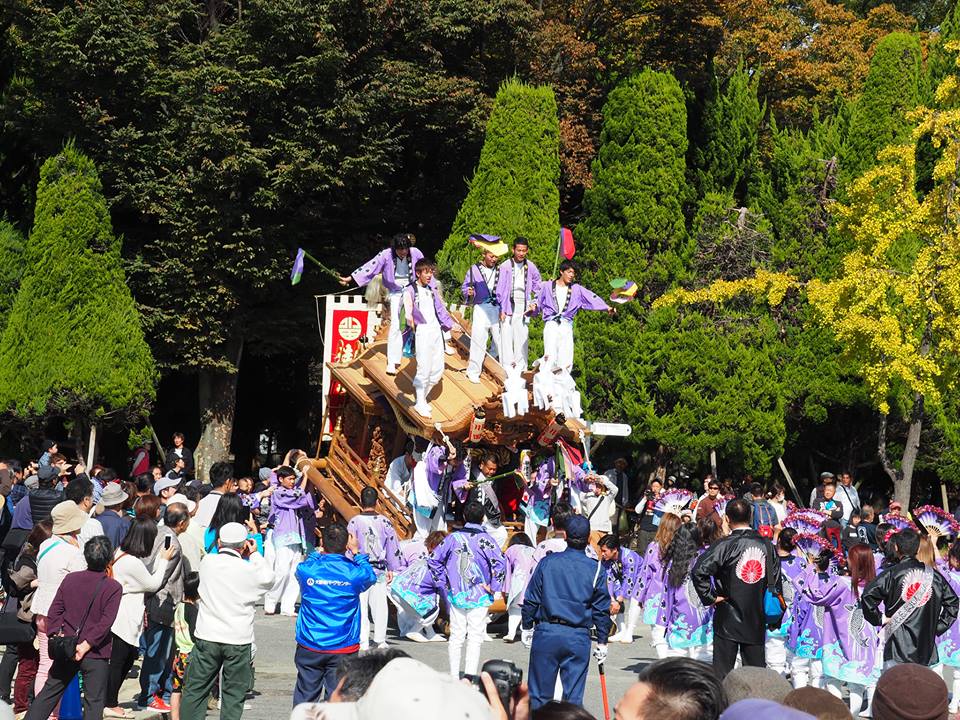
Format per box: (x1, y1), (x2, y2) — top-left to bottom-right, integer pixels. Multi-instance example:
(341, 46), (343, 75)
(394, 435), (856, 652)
(861, 529), (959, 668)
(691, 498), (781, 677)
(165, 432), (195, 479)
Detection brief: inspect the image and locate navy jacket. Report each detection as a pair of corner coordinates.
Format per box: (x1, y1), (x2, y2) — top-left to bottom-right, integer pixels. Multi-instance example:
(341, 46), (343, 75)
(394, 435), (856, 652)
(295, 552), (376, 652)
(521, 547), (611, 638)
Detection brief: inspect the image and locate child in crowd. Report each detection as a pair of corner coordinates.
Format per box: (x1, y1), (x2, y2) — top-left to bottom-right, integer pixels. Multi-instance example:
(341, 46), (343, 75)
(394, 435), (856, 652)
(170, 571), (200, 720)
(237, 475), (273, 522)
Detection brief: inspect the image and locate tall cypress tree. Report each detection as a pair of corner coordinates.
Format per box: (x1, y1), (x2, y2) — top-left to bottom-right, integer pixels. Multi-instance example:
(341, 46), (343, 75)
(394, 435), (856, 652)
(436, 78), (560, 291)
(695, 64), (764, 202)
(0, 221), (24, 334)
(0, 145), (156, 425)
(841, 32), (924, 185)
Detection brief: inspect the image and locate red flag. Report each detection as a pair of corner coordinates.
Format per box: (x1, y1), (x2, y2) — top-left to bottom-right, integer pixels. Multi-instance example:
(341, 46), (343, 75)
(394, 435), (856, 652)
(560, 227), (576, 259)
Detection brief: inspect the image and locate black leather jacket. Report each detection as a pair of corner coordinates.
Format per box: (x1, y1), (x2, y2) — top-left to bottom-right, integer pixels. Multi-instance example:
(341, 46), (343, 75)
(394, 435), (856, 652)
(691, 527), (782, 645)
(861, 557), (959, 665)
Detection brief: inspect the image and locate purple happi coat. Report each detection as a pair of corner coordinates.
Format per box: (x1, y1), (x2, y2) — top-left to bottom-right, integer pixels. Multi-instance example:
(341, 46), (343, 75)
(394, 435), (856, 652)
(461, 263), (500, 304)
(535, 281), (610, 322)
(391, 555), (440, 619)
(803, 570), (881, 685)
(268, 486), (316, 551)
(403, 282), (455, 331)
(495, 258), (543, 316)
(937, 559), (960, 667)
(428, 523), (506, 610)
(347, 512), (402, 579)
(638, 542), (668, 626)
(604, 547), (644, 601)
(786, 569), (827, 660)
(399, 539), (427, 568)
(505, 544), (536, 607)
(525, 458), (586, 527)
(664, 551), (714, 650)
(768, 553), (808, 640)
(351, 247), (425, 293)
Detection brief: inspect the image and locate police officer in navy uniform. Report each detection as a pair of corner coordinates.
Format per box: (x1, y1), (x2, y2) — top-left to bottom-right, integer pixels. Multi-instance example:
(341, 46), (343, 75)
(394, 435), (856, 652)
(521, 514), (611, 709)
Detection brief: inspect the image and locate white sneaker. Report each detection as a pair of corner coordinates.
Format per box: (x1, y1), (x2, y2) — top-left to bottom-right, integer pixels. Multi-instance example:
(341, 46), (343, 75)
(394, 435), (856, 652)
(444, 344), (455, 355)
(428, 634), (446, 642)
(608, 632), (624, 643)
(377, 642), (389, 649)
(413, 403), (432, 418)
(465, 375), (481, 384)
(618, 634), (635, 644)
(386, 364), (398, 375)
(405, 632), (429, 643)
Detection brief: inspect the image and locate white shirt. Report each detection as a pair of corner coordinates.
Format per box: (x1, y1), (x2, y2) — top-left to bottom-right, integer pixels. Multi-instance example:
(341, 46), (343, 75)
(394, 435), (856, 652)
(512, 261), (525, 296)
(395, 257), (411, 287)
(416, 284), (439, 328)
(78, 517), (104, 548)
(33, 536), (86, 617)
(385, 456), (413, 497)
(555, 285), (569, 312)
(178, 529), (204, 574)
(477, 264), (496, 295)
(579, 475), (618, 533)
(195, 550), (274, 645)
(194, 491), (223, 528)
(111, 552), (168, 646)
(835, 483), (860, 523)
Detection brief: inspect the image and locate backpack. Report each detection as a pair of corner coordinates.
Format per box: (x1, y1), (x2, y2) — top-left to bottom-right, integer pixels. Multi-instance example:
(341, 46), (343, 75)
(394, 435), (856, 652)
(752, 501), (777, 538)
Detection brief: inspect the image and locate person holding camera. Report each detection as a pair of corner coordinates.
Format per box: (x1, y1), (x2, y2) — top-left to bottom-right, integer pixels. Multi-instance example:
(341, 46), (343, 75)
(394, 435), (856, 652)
(521, 514), (611, 710)
(25, 535), (122, 720)
(179, 522), (275, 720)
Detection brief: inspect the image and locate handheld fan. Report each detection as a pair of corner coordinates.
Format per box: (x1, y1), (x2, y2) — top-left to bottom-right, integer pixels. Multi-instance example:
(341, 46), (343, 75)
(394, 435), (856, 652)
(912, 505), (959, 539)
(884, 515), (918, 533)
(654, 489), (695, 517)
(783, 512), (824, 535)
(793, 533), (843, 573)
(609, 278), (638, 304)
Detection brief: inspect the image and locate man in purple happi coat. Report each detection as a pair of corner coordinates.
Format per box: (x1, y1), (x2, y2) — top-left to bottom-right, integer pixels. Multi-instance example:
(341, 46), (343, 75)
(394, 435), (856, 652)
(462, 244), (504, 384)
(428, 501), (506, 677)
(495, 237), (542, 371)
(341, 232), (422, 375)
(347, 487), (403, 650)
(410, 440), (467, 538)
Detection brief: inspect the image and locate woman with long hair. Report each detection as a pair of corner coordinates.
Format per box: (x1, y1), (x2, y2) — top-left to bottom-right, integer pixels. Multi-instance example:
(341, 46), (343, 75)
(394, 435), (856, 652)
(786, 540), (825, 690)
(105, 518), (174, 718)
(918, 535), (939, 569)
(936, 540), (960, 715)
(803, 544), (880, 716)
(204, 493), (263, 555)
(503, 533), (535, 642)
(663, 523), (713, 660)
(767, 528), (808, 677)
(637, 512), (681, 658)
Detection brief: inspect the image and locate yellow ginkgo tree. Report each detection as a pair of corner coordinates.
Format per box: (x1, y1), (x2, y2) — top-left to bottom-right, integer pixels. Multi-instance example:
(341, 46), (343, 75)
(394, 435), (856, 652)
(658, 69), (960, 507)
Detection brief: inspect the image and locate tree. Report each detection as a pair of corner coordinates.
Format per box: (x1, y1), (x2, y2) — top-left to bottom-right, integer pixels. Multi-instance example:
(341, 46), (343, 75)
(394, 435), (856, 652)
(436, 78), (561, 289)
(0, 221), (23, 334)
(841, 32), (924, 186)
(0, 145), (156, 441)
(695, 65), (764, 202)
(658, 69), (960, 505)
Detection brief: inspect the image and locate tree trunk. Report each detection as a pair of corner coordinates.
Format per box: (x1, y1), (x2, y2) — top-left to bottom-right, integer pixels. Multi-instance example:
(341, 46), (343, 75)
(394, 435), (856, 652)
(878, 394), (924, 507)
(195, 340), (244, 483)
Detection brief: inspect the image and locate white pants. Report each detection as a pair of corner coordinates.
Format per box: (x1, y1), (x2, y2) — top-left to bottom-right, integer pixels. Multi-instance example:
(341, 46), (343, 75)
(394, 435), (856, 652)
(414, 324), (444, 404)
(359, 579), (389, 648)
(827, 678), (874, 715)
(485, 523), (508, 549)
(500, 311), (530, 370)
(939, 666), (960, 712)
(449, 605), (487, 677)
(650, 624), (668, 659)
(264, 543), (302, 615)
(413, 508), (446, 539)
(542, 318), (574, 373)
(791, 656), (823, 689)
(506, 606), (523, 641)
(612, 600), (641, 640)
(766, 635), (788, 675)
(387, 292), (404, 369)
(524, 516), (545, 545)
(466, 303), (500, 379)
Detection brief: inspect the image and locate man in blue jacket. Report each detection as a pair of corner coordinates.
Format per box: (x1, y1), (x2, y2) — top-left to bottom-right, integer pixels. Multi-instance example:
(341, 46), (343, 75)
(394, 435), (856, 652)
(293, 522), (376, 705)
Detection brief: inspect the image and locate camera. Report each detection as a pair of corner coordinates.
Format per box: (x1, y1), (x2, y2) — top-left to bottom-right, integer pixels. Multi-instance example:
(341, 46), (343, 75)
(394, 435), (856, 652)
(464, 659), (523, 717)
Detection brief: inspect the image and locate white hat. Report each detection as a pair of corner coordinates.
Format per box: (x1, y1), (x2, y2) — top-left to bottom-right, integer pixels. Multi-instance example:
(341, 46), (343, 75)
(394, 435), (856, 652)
(219, 522), (248, 544)
(167, 493), (196, 513)
(153, 476), (180, 496)
(290, 658), (490, 720)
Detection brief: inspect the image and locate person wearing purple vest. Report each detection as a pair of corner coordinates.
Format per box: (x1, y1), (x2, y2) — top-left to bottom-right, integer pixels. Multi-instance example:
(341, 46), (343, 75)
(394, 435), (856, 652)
(347, 487), (403, 650)
(428, 501), (506, 678)
(462, 242), (505, 384)
(495, 237), (542, 371)
(402, 259), (461, 418)
(536, 260), (613, 372)
(342, 232), (423, 375)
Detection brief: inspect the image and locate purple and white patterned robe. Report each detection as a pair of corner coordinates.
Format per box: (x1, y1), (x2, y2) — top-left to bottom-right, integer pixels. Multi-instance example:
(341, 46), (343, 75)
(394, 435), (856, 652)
(803, 571), (881, 685)
(428, 523), (506, 610)
(937, 560), (960, 667)
(399, 539), (427, 568)
(391, 554), (440, 619)
(495, 258), (543, 316)
(462, 263), (500, 305)
(525, 458), (586, 527)
(535, 281), (610, 322)
(604, 547), (644, 601)
(665, 552), (714, 650)
(505, 544), (536, 607)
(638, 542), (668, 626)
(268, 486), (316, 551)
(351, 247), (425, 293)
(347, 512), (402, 581)
(786, 569), (829, 660)
(768, 553), (808, 640)
(403, 282), (455, 331)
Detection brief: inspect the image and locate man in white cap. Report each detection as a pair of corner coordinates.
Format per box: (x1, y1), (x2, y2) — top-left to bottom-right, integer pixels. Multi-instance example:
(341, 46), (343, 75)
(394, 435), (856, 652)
(179, 522), (274, 720)
(165, 500), (202, 573)
(97, 483), (132, 550)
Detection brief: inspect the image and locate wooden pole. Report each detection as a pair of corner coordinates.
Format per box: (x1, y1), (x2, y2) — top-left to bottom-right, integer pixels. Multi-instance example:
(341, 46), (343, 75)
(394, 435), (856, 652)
(777, 456), (804, 507)
(709, 449), (718, 481)
(86, 424), (97, 470)
(148, 423), (167, 464)
(941, 481), (950, 514)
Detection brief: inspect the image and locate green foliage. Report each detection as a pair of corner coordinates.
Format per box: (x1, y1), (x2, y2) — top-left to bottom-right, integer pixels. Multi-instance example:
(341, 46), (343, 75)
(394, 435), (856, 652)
(0, 221), (24, 333)
(927, 0), (960, 93)
(0, 145), (156, 422)
(695, 65), (764, 201)
(436, 78), (560, 291)
(841, 32), (924, 187)
(575, 69), (691, 296)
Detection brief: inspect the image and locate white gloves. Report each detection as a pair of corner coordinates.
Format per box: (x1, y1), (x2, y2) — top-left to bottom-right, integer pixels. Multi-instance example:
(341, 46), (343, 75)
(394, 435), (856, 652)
(521, 629), (534, 648)
(593, 644), (608, 664)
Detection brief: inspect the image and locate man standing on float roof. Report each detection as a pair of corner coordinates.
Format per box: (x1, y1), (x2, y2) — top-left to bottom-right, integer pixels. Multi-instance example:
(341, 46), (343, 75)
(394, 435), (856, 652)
(461, 236), (507, 384)
(495, 237), (542, 371)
